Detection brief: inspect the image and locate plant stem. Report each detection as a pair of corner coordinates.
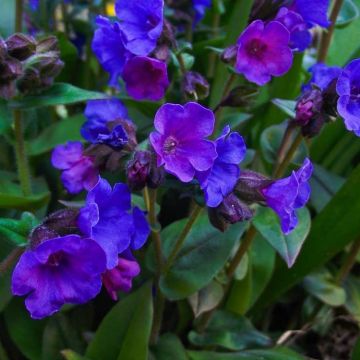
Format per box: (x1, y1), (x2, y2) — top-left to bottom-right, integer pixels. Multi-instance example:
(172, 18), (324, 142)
(207, 12), (221, 78)
(150, 288), (165, 344)
(14, 110), (32, 196)
(227, 224), (257, 278)
(0, 247), (24, 274)
(336, 238), (360, 284)
(164, 204), (203, 273)
(15, 0), (23, 32)
(317, 0), (345, 63)
(273, 131), (304, 178)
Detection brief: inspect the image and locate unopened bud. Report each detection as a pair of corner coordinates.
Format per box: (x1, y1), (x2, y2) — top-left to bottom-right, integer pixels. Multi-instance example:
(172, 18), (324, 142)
(6, 33), (36, 60)
(295, 89), (323, 126)
(235, 170), (271, 203)
(221, 45), (238, 64)
(182, 71), (210, 100)
(36, 36), (59, 53)
(219, 84), (259, 109)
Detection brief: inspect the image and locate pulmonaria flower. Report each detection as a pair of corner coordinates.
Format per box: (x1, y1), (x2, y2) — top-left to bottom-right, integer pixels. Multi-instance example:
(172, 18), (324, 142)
(122, 56), (169, 101)
(81, 98), (129, 148)
(192, 0), (212, 24)
(336, 59), (360, 136)
(28, 0), (39, 10)
(51, 141), (99, 194)
(115, 0), (164, 55)
(92, 16), (132, 87)
(196, 126), (246, 207)
(235, 20), (293, 86)
(303, 63), (342, 92)
(102, 253), (140, 300)
(261, 158), (313, 235)
(12, 235), (107, 319)
(289, 0), (330, 28)
(275, 7), (312, 51)
(150, 102), (217, 182)
(78, 178), (150, 269)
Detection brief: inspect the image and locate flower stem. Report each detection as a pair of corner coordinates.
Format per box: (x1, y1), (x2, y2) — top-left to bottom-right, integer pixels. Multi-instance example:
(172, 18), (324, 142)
(150, 289), (165, 345)
(164, 204), (203, 273)
(15, 0), (23, 32)
(0, 247), (24, 274)
(207, 12), (221, 78)
(273, 130), (304, 178)
(317, 0), (345, 63)
(336, 238), (360, 284)
(14, 110), (32, 196)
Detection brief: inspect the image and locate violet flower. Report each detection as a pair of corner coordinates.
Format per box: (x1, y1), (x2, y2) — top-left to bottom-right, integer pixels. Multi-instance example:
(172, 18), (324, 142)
(336, 58), (360, 136)
(12, 235), (107, 319)
(115, 0), (164, 56)
(81, 98), (129, 148)
(51, 141), (99, 194)
(235, 20), (293, 86)
(261, 158), (313, 235)
(303, 63), (342, 92)
(150, 102), (217, 182)
(77, 178), (150, 269)
(122, 56), (169, 101)
(196, 126), (246, 208)
(289, 0), (330, 28)
(193, 0), (212, 24)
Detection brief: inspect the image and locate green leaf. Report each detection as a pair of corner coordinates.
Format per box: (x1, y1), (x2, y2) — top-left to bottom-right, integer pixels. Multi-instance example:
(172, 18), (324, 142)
(271, 99), (296, 118)
(344, 276), (360, 322)
(260, 123), (308, 164)
(253, 207), (311, 268)
(9, 83), (108, 110)
(303, 268), (346, 306)
(28, 114), (84, 156)
(86, 283), (153, 360)
(0, 0), (15, 37)
(188, 347), (305, 360)
(149, 213), (247, 300)
(336, 0), (359, 28)
(351, 333), (360, 360)
(254, 165), (360, 310)
(151, 334), (187, 360)
(61, 350), (89, 360)
(0, 99), (12, 136)
(188, 310), (271, 351)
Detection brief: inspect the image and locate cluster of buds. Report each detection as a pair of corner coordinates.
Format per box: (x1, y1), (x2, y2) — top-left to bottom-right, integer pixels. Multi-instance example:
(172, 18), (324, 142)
(0, 33), (63, 99)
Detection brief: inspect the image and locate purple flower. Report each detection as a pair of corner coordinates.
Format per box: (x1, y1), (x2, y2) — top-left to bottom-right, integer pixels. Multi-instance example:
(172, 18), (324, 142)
(193, 0), (212, 24)
(336, 59), (360, 137)
(115, 0), (164, 56)
(81, 98), (129, 148)
(122, 56), (169, 101)
(196, 126), (246, 207)
(92, 16), (132, 87)
(275, 7), (312, 51)
(78, 178), (150, 269)
(102, 254), (140, 300)
(235, 20), (293, 86)
(12, 235), (107, 319)
(289, 0), (330, 28)
(261, 158), (313, 234)
(303, 63), (342, 92)
(29, 0), (39, 10)
(150, 102), (217, 182)
(51, 141), (99, 194)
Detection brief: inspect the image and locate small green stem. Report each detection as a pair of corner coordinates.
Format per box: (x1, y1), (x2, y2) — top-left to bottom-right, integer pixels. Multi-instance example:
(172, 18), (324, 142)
(164, 204), (203, 273)
(150, 288), (165, 345)
(207, 12), (221, 78)
(14, 110), (32, 196)
(336, 238), (360, 284)
(273, 131), (304, 178)
(318, 0), (345, 63)
(15, 0), (23, 32)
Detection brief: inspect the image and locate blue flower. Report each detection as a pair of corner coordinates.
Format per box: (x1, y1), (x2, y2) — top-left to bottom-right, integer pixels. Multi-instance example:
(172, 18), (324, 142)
(193, 0), (212, 24)
(303, 63), (342, 92)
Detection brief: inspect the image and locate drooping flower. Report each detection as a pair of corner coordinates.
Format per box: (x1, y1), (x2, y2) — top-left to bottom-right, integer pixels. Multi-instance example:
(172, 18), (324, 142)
(289, 0), (330, 28)
(261, 158), (313, 235)
(303, 63), (342, 92)
(92, 16), (132, 87)
(122, 56), (169, 101)
(51, 141), (99, 194)
(81, 98), (129, 148)
(192, 0), (212, 24)
(12, 235), (107, 319)
(336, 59), (360, 136)
(102, 252), (140, 300)
(115, 0), (164, 56)
(235, 20), (293, 86)
(275, 7), (312, 51)
(196, 126), (246, 207)
(77, 178), (150, 269)
(149, 102), (217, 182)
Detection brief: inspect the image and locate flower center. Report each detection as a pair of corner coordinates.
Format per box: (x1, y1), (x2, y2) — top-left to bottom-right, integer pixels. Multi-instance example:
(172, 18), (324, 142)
(246, 39), (267, 59)
(351, 85), (360, 96)
(163, 136), (178, 155)
(47, 251), (66, 267)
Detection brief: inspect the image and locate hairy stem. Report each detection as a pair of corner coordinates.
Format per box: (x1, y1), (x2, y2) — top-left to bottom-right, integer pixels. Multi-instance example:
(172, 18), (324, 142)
(14, 110), (32, 196)
(150, 288), (165, 345)
(15, 0), (23, 32)
(318, 0), (345, 63)
(336, 238), (360, 284)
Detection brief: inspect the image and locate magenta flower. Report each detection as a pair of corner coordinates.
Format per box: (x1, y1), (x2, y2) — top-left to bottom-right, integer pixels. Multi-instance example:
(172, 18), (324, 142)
(150, 102), (217, 182)
(12, 235), (107, 319)
(102, 254), (140, 300)
(336, 59), (360, 137)
(78, 178), (150, 269)
(235, 20), (293, 86)
(196, 126), (246, 208)
(122, 56), (169, 101)
(261, 158), (313, 235)
(51, 141), (99, 194)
